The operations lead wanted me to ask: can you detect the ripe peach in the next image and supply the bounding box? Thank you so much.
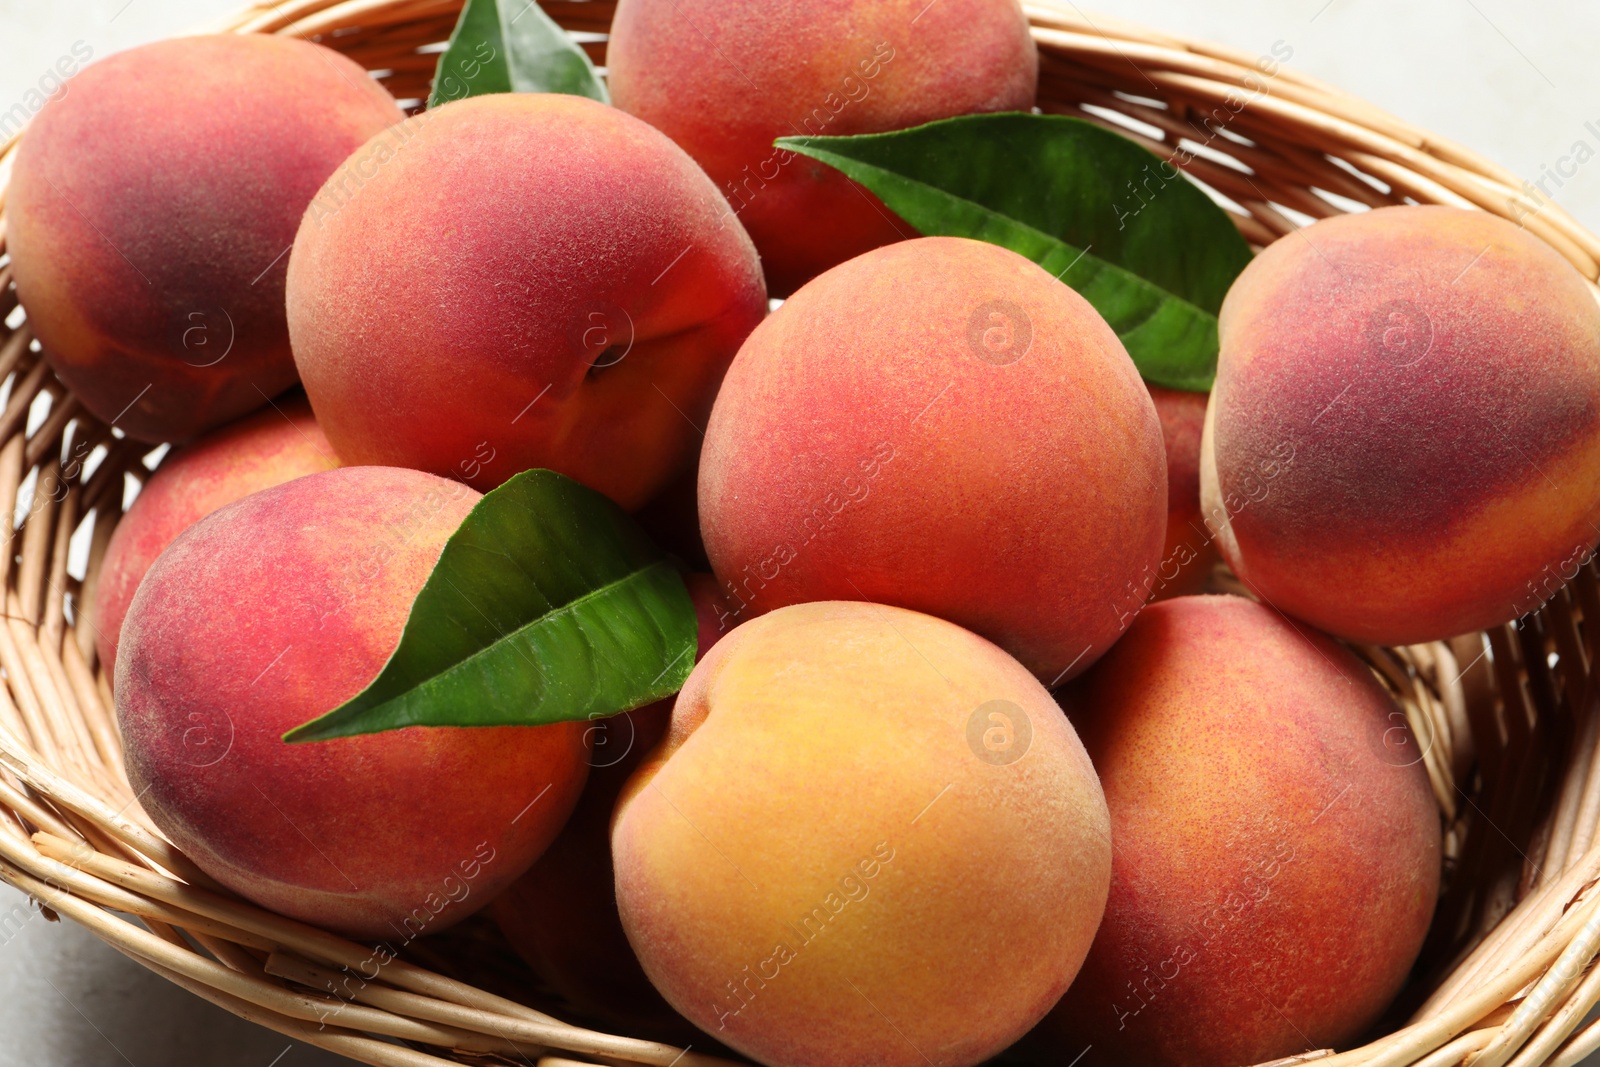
[1203,205,1600,644]
[6,34,404,442]
[1149,386,1219,599]
[115,467,589,939]
[286,93,767,509]
[699,236,1166,683]
[93,396,338,687]
[1035,595,1440,1067]
[488,574,731,1037]
[607,0,1038,295]
[612,600,1111,1067]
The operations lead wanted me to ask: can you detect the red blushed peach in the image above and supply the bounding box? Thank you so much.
[489,702,683,1035]
[1149,385,1219,599]
[699,236,1166,683]
[1032,595,1440,1067]
[286,92,766,510]
[613,600,1110,1067]
[1203,205,1600,644]
[115,467,589,940]
[6,35,404,442]
[607,0,1038,295]
[487,574,732,1037]
[93,395,338,687]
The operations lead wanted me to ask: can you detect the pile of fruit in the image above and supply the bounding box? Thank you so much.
[8,1,1600,1066]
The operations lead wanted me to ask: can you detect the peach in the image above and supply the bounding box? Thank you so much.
[92,395,338,687]
[1203,205,1600,644]
[607,0,1038,295]
[635,462,711,571]
[115,466,589,939]
[488,574,731,1037]
[699,236,1166,683]
[286,93,767,509]
[1149,386,1219,599]
[612,600,1111,1067]
[6,35,404,442]
[1034,595,1440,1067]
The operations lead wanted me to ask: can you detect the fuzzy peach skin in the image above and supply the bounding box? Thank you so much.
[612,600,1111,1067]
[488,574,732,1039]
[115,467,589,940]
[286,93,767,509]
[93,396,338,688]
[699,236,1166,683]
[1201,205,1600,644]
[1032,595,1440,1067]
[607,0,1038,296]
[6,35,403,443]
[1149,386,1219,600]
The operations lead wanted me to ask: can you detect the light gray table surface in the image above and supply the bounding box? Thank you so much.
[0,0,1593,1064]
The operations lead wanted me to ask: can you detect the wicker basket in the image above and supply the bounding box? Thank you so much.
[0,1,1595,1064]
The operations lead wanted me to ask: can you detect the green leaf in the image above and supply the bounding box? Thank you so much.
[778,113,1254,391]
[285,470,695,743]
[429,0,609,109]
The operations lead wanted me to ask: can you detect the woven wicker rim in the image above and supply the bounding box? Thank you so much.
[0,2,1595,1065]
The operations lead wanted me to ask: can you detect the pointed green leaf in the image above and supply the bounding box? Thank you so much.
[285,470,694,743]
[778,113,1254,391]
[429,0,609,109]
